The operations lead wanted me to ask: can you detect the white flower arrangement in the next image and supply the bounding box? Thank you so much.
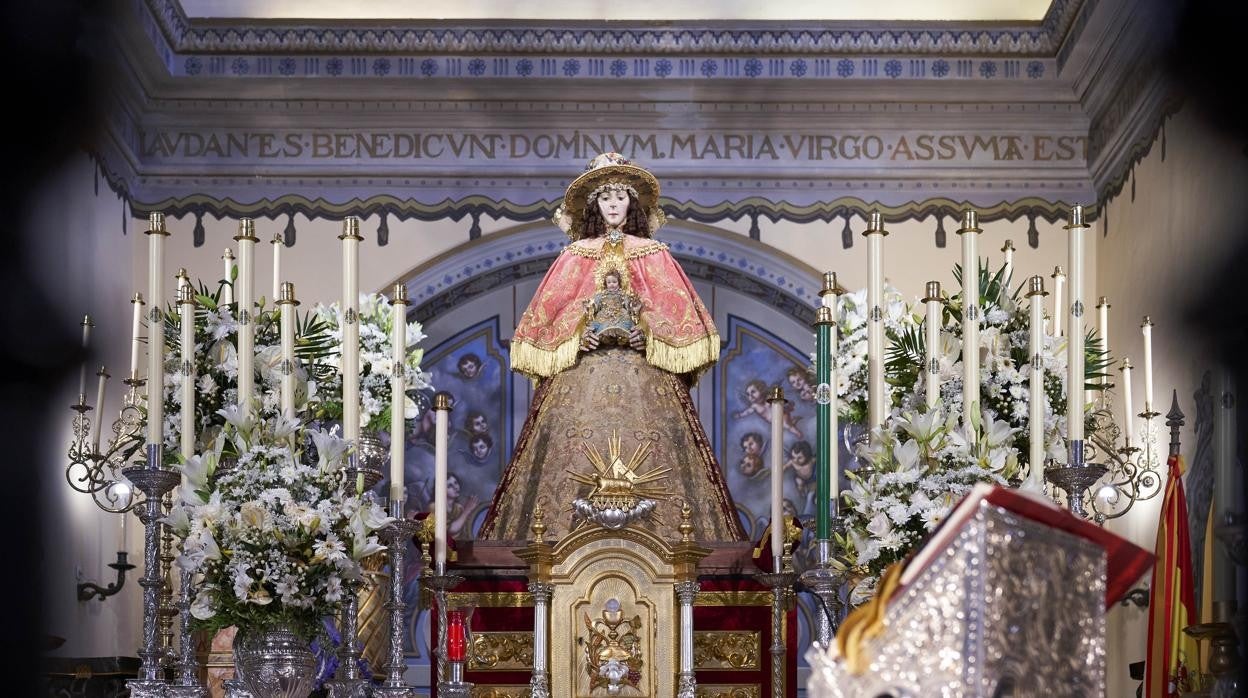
[835,404,1021,598]
[830,286,918,425]
[827,264,1109,598]
[309,293,432,433]
[166,406,393,640]
[161,282,338,459]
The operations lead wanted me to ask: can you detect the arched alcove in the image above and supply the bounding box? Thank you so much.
[392,220,839,665]
[394,219,832,539]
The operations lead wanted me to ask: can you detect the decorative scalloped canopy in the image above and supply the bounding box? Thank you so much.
[178,0,1055,21]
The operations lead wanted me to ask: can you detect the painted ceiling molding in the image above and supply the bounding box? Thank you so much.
[144,0,1083,56]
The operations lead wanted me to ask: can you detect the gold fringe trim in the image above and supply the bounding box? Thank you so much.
[645,332,720,377]
[512,329,718,380]
[510,336,581,379]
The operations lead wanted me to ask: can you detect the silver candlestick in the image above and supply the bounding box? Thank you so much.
[800,515,846,648]
[65,372,146,514]
[373,511,421,697]
[326,458,384,698]
[166,567,208,697]
[754,546,796,698]
[123,445,181,698]
[1045,439,1109,520]
[440,659,472,698]
[159,492,178,669]
[323,578,369,698]
[422,567,465,691]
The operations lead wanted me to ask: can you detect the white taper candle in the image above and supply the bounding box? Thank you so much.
[92,367,109,454]
[1121,358,1135,448]
[271,234,283,302]
[433,392,451,569]
[923,282,942,410]
[1027,276,1047,488]
[1051,266,1065,337]
[958,210,982,428]
[221,248,235,306]
[178,284,196,468]
[1097,297,1110,387]
[864,212,888,439]
[389,284,409,507]
[340,218,362,444]
[1142,317,1154,412]
[79,315,92,399]
[1001,239,1015,281]
[1066,205,1088,446]
[235,220,257,415]
[129,293,144,377]
[277,282,298,419]
[768,387,785,561]
[146,213,168,447]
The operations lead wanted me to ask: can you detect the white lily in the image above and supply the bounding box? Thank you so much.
[347,514,387,561]
[190,588,216,619]
[309,428,350,472]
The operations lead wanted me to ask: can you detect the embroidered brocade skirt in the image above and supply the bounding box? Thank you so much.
[479,347,744,542]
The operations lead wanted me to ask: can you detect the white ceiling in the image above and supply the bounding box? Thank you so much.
[177,0,1055,22]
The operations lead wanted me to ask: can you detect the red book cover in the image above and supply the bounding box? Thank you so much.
[900,483,1154,608]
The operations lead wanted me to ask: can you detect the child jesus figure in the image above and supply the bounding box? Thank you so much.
[585,269,643,346]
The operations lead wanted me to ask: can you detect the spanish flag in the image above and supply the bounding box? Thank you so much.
[1146,454,1201,697]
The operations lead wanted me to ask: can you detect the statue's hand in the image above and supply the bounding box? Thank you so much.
[580,326,600,352]
[628,327,646,351]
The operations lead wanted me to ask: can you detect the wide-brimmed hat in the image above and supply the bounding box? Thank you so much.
[554,152,665,239]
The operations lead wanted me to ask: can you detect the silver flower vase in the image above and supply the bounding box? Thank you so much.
[232,625,317,698]
[355,432,388,476]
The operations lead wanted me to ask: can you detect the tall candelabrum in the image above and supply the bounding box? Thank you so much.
[1044,204,1164,522]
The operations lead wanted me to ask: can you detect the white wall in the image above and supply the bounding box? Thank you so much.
[36,153,145,657]
[1096,106,1248,697]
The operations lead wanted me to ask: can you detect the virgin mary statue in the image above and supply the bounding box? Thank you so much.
[480,153,744,542]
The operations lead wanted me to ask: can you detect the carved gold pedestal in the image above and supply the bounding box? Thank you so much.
[518,523,709,698]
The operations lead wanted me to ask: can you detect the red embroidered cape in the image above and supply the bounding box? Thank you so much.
[510,236,719,380]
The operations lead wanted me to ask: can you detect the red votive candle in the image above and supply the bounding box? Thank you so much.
[447,610,466,662]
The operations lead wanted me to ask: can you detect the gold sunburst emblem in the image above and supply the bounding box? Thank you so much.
[568,431,672,512]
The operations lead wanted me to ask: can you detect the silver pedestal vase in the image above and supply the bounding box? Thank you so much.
[232,624,318,698]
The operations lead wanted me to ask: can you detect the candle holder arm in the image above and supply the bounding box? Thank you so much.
[77,551,136,602]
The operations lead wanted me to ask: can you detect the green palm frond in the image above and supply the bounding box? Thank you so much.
[885,325,926,375]
[952,259,1016,308]
[1084,332,1110,390]
[885,325,926,395]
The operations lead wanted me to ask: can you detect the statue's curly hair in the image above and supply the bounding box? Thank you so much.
[579,192,650,239]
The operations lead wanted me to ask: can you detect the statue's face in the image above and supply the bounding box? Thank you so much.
[597,188,630,228]
[605,274,620,291]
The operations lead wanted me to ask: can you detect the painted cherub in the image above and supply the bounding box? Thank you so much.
[584,268,643,346]
[733,378,803,437]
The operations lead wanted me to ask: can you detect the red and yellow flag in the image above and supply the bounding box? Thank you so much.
[1146,454,1201,697]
